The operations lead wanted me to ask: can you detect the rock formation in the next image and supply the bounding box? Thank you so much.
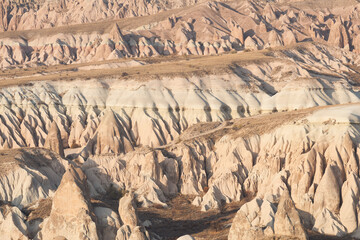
[0,0,359,68]
[116,193,150,240]
[39,164,99,240]
[228,191,308,239]
[274,191,308,239]
[44,121,65,158]
[118,193,138,228]
[0,205,28,240]
[0,0,360,239]
[0,148,65,208]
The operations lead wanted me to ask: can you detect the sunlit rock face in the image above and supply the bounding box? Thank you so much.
[1,0,360,239]
[1,0,360,68]
[0,43,359,155]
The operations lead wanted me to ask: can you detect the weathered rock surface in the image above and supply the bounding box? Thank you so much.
[228,198,275,240]
[0,148,65,208]
[1,1,360,239]
[0,0,360,67]
[274,191,308,239]
[2,98,360,239]
[44,121,65,158]
[118,193,138,228]
[228,191,308,239]
[0,43,358,156]
[116,193,150,240]
[77,103,360,239]
[0,205,28,240]
[94,207,121,240]
[39,164,99,240]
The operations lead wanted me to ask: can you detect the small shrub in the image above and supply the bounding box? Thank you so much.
[210,221,222,232]
[106,184,127,200]
[219,199,226,214]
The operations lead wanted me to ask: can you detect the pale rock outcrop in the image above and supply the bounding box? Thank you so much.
[199,171,243,211]
[313,163,342,215]
[313,208,347,237]
[283,29,297,46]
[339,173,360,233]
[84,109,134,155]
[228,209,263,240]
[328,21,350,49]
[68,118,85,148]
[268,30,283,47]
[44,121,65,158]
[118,193,138,228]
[0,0,359,68]
[228,198,276,240]
[264,3,277,21]
[0,205,28,240]
[229,192,308,239]
[0,148,65,208]
[176,144,207,195]
[274,191,308,240]
[82,149,173,207]
[0,42,357,155]
[228,19,244,44]
[177,235,195,240]
[39,164,99,240]
[116,193,150,240]
[244,36,258,50]
[94,207,121,240]
[354,34,360,53]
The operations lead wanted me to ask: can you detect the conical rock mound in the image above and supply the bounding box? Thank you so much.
[39,164,99,240]
[44,121,65,158]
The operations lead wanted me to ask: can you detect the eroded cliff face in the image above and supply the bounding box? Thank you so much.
[0,148,65,208]
[2,0,360,239]
[0,0,168,32]
[0,43,358,157]
[1,0,360,68]
[80,104,360,239]
[2,97,360,239]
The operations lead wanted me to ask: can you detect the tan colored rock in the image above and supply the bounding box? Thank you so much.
[110,23,127,43]
[283,29,297,46]
[95,109,134,155]
[116,225,131,240]
[228,209,265,240]
[231,25,244,45]
[268,30,283,47]
[40,164,99,240]
[0,205,28,240]
[118,193,138,228]
[264,3,277,21]
[340,173,360,233]
[353,34,360,53]
[313,163,342,214]
[0,148,65,208]
[244,36,258,50]
[128,226,149,240]
[228,197,276,239]
[274,191,308,240]
[328,21,350,49]
[313,208,346,237]
[44,121,65,158]
[94,207,121,240]
[116,192,150,240]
